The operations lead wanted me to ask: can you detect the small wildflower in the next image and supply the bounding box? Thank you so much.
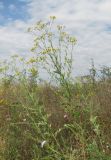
[90,116,97,124]
[6,117,11,121]
[103,149,105,153]
[29,67,38,77]
[15,71,21,76]
[41,140,47,148]
[64,114,69,122]
[19,57,24,62]
[69,37,77,44]
[64,114,68,119]
[48,32,53,38]
[50,16,56,20]
[23,118,26,122]
[57,25,63,30]
[106,145,109,149]
[27,58,37,64]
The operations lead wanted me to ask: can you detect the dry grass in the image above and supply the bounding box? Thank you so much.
[0,76,111,159]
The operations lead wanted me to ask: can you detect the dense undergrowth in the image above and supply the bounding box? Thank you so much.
[0,17,111,160]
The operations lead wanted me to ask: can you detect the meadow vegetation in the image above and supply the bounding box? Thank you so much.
[0,17,111,160]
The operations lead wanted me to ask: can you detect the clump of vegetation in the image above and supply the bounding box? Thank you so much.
[0,16,111,160]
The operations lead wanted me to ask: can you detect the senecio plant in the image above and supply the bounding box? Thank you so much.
[28,16,77,99]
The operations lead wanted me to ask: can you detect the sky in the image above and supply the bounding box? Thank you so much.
[0,0,111,76]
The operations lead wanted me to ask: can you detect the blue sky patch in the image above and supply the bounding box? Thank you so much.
[0,0,29,25]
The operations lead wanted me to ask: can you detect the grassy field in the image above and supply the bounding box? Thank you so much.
[0,17,111,160]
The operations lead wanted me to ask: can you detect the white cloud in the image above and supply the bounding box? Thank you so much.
[99,0,111,14]
[0,21,33,59]
[0,0,111,76]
